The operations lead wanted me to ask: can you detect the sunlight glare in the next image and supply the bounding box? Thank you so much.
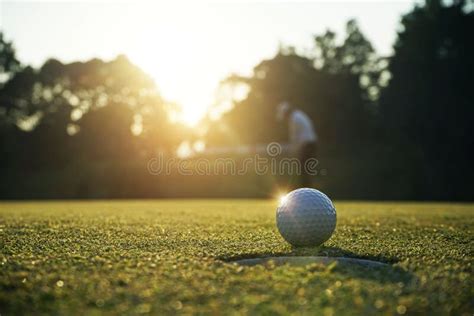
[127,9,218,127]
[279,193,288,205]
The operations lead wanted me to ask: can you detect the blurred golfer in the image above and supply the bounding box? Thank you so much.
[276,101,318,187]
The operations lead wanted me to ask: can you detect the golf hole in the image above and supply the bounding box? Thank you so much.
[233,256,389,268]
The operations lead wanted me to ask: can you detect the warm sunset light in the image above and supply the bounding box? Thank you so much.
[279,193,288,205]
[1,0,472,314]
[276,190,289,205]
[2,1,413,126]
[128,25,216,126]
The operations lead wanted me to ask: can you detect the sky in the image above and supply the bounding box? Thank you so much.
[0,0,417,125]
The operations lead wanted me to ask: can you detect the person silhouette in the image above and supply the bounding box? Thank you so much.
[276,101,318,188]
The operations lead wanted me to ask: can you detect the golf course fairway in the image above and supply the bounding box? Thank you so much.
[1,200,472,315]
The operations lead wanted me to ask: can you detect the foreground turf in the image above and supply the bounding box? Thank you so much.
[0,200,472,315]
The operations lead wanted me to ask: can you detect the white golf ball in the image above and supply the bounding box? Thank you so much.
[276,188,336,247]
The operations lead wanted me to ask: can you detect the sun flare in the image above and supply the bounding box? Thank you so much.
[180,105,206,126]
[279,193,288,205]
[127,15,219,127]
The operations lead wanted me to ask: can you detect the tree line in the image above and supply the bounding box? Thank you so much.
[0,0,472,199]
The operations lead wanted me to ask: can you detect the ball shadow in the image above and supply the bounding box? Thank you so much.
[223,246,413,285]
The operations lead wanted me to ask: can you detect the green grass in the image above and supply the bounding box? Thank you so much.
[0,200,473,315]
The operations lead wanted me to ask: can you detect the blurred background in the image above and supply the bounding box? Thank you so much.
[0,0,472,200]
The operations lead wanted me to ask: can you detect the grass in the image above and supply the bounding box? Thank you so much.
[0,200,473,315]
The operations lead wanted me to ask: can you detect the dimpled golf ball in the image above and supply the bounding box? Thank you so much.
[276,188,336,247]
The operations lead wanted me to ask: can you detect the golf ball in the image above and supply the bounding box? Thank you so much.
[276,188,336,247]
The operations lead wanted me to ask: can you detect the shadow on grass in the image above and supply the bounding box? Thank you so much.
[296,246,400,264]
[221,246,413,285]
[222,245,399,264]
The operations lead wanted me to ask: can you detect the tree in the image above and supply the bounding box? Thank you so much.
[0,32,21,84]
[205,20,376,150]
[0,32,23,174]
[379,0,474,199]
[315,19,387,103]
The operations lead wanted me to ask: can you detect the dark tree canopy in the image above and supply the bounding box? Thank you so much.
[379,0,474,199]
[0,32,21,80]
[205,20,376,150]
[0,54,187,176]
